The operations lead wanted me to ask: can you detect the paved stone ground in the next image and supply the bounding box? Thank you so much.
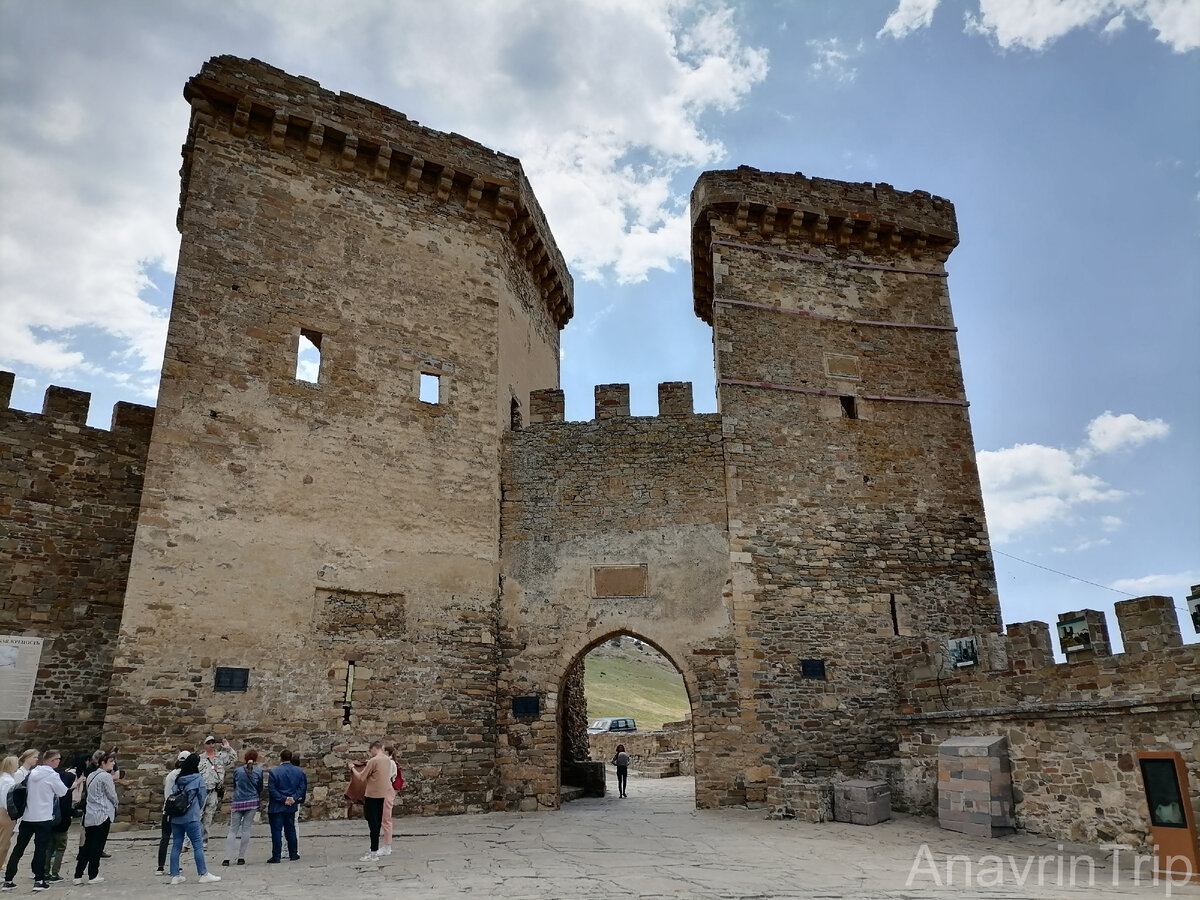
[14,772,1199,898]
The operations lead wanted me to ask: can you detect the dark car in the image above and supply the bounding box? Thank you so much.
[587,717,636,735]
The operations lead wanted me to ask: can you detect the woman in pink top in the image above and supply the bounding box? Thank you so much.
[348,742,390,861]
[379,746,400,856]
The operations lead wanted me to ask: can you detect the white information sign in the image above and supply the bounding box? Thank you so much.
[0,636,44,720]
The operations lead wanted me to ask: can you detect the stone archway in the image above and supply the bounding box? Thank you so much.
[555,628,698,803]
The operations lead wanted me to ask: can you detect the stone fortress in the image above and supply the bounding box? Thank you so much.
[2,56,1196,850]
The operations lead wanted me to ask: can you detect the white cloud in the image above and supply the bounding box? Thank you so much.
[0,1,769,389]
[1111,570,1200,596]
[879,0,1200,51]
[807,38,863,83]
[1084,410,1170,455]
[878,0,941,39]
[977,410,1169,544]
[978,443,1124,543]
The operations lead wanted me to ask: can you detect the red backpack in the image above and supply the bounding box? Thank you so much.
[391,766,404,791]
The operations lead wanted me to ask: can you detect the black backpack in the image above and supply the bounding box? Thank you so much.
[6,782,27,820]
[164,786,190,818]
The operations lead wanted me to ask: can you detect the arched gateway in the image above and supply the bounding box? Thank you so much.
[4,57,1002,826]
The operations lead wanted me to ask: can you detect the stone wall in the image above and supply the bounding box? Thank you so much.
[0,373,153,754]
[894,596,1200,847]
[101,56,569,822]
[693,168,1002,820]
[499,384,762,810]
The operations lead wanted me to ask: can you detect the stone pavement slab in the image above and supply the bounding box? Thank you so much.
[19,774,1199,898]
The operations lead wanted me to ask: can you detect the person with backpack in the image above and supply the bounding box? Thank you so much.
[2,749,67,892]
[71,752,118,885]
[265,749,306,864]
[0,755,23,871]
[44,754,83,883]
[167,753,220,885]
[221,749,263,867]
[380,745,403,857]
[156,751,188,876]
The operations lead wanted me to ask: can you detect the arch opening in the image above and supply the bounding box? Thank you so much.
[558,629,695,805]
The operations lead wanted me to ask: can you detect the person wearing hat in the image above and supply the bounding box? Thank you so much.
[155,751,190,875]
[197,736,236,846]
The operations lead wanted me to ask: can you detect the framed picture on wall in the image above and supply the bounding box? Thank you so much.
[1057,617,1092,654]
[948,636,978,668]
[1187,592,1200,635]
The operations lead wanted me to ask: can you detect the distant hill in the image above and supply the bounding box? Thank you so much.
[583,640,690,731]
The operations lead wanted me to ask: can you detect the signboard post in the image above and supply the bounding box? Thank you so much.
[1137,750,1200,883]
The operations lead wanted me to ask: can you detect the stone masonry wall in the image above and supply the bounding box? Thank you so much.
[499,386,764,810]
[103,57,567,821]
[694,168,1002,821]
[0,372,153,755]
[894,596,1200,848]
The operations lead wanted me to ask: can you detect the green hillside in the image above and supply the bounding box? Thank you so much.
[583,647,690,731]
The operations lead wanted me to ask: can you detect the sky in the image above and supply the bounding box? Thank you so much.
[2,0,1197,650]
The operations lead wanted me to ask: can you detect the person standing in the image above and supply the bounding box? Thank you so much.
[2,749,67,892]
[71,752,118,885]
[168,753,220,885]
[197,736,236,846]
[44,754,82,883]
[350,742,390,862]
[222,749,263,866]
[0,756,23,873]
[156,751,188,876]
[612,744,631,798]
[379,745,401,857]
[266,750,306,864]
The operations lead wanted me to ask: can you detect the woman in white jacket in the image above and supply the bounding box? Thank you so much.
[0,756,19,869]
[72,753,118,885]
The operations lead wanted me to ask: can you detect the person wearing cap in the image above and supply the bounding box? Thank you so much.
[197,736,236,846]
[155,751,189,876]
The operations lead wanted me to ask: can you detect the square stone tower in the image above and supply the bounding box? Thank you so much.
[104,56,571,817]
[692,169,1001,818]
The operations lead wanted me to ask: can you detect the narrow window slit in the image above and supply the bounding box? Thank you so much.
[297,329,322,383]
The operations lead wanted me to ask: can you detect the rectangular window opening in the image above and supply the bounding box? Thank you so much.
[840,395,858,419]
[297,329,322,383]
[420,372,441,404]
[510,396,523,429]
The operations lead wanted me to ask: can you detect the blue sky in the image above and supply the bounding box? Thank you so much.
[2,0,1197,647]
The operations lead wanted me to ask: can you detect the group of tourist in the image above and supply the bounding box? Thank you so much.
[0,747,120,891]
[0,735,404,889]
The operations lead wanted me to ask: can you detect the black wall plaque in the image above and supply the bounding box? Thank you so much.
[512,695,540,718]
[214,666,250,692]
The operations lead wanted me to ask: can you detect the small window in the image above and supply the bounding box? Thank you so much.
[420,373,441,404]
[839,395,858,419]
[297,329,322,383]
[800,659,827,680]
[214,666,250,692]
[510,396,522,429]
[512,695,540,718]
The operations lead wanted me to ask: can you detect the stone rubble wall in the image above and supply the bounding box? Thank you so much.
[0,373,153,755]
[894,595,1200,847]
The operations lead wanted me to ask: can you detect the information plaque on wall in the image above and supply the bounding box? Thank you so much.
[0,635,44,720]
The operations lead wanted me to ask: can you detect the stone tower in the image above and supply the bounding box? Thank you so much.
[691,169,1000,817]
[103,56,571,817]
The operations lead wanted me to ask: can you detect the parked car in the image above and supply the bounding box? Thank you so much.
[588,717,636,734]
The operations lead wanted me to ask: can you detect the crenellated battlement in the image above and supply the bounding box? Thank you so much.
[894,595,1198,715]
[182,56,572,328]
[1,371,155,440]
[690,167,959,324]
[525,381,697,425]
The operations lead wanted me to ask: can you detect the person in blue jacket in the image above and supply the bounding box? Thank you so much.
[266,749,307,864]
[168,754,220,885]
